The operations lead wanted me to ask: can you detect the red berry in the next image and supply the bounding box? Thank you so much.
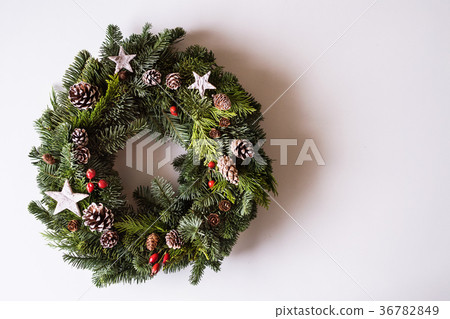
[86,182,95,193]
[86,168,96,180]
[151,263,160,275]
[149,253,159,264]
[170,106,178,116]
[208,161,216,169]
[208,180,215,188]
[163,252,170,264]
[98,179,108,189]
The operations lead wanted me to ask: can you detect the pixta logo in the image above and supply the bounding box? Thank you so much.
[126,131,325,175]
[125,129,172,175]
[271,138,325,166]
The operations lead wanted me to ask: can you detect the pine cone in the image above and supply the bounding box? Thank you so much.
[146,233,160,251]
[207,213,220,227]
[218,199,232,212]
[71,128,88,147]
[219,117,231,128]
[213,93,231,111]
[82,203,114,232]
[166,73,181,90]
[73,146,90,164]
[67,220,79,232]
[209,128,221,139]
[68,81,99,110]
[42,153,56,165]
[118,70,128,81]
[230,139,254,160]
[142,69,162,86]
[165,229,183,249]
[100,230,119,249]
[217,155,239,185]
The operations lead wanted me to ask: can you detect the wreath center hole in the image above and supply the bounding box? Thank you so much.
[114,135,185,207]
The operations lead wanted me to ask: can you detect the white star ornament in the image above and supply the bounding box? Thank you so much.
[45,180,89,217]
[108,46,136,74]
[188,71,216,98]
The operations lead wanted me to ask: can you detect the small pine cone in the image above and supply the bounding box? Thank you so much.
[213,93,231,111]
[71,128,88,147]
[118,70,128,81]
[142,69,162,86]
[219,117,231,128]
[73,146,90,164]
[207,213,220,227]
[146,233,160,251]
[42,153,56,165]
[218,199,232,212]
[230,139,254,160]
[68,81,99,110]
[209,128,221,139]
[166,72,181,90]
[82,203,114,232]
[165,229,183,249]
[67,220,79,232]
[217,155,239,185]
[100,230,119,249]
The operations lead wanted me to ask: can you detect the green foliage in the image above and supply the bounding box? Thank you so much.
[150,176,176,209]
[95,118,147,155]
[62,50,92,90]
[178,213,203,242]
[29,23,276,287]
[99,25,123,61]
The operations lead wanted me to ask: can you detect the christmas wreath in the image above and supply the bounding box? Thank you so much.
[29,23,276,286]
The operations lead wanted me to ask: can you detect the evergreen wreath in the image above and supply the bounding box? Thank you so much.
[29,23,277,286]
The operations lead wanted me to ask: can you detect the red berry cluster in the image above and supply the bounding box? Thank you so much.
[85,168,108,193]
[148,252,170,276]
[207,161,216,189]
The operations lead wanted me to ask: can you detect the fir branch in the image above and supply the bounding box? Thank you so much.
[99,24,123,60]
[178,213,203,242]
[62,50,92,90]
[150,176,176,210]
[189,256,207,285]
[95,118,147,154]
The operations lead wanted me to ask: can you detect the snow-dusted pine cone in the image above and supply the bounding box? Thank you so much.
[230,139,254,160]
[142,69,162,86]
[68,81,99,110]
[165,72,181,90]
[82,203,114,232]
[71,128,88,147]
[146,233,160,251]
[213,93,231,111]
[217,155,239,185]
[100,230,119,249]
[165,229,183,249]
[73,146,90,164]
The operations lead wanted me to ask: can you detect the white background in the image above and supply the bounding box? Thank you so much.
[0,0,449,300]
